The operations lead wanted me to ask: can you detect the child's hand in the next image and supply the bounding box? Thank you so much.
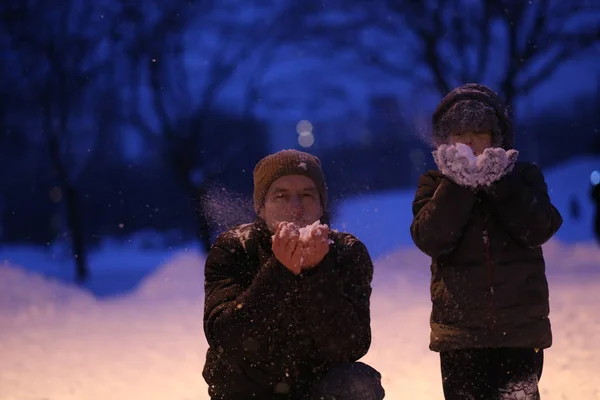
[505,149,519,173]
[433,144,479,188]
[475,148,519,187]
[433,144,519,189]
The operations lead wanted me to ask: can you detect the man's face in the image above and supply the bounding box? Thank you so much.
[258,174,323,232]
[449,131,493,156]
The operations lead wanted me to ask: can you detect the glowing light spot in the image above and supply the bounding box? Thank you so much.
[591,170,600,185]
[296,120,312,134]
[298,133,314,148]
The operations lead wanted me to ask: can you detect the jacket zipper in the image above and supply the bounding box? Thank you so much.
[482,228,496,334]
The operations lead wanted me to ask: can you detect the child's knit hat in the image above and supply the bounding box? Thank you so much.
[432,83,514,150]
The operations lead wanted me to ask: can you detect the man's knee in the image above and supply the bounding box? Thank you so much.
[311,362,385,400]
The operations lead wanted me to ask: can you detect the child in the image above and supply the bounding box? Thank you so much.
[410,83,563,399]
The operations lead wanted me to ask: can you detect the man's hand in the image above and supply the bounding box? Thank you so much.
[299,224,330,270]
[272,222,303,275]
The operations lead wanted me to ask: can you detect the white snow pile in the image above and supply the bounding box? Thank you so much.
[134,249,205,301]
[0,260,96,314]
[2,155,599,399]
[1,241,600,399]
[542,240,600,273]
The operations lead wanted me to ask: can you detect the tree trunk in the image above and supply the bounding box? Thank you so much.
[169,155,214,253]
[46,131,88,282]
[63,182,88,282]
[44,98,89,284]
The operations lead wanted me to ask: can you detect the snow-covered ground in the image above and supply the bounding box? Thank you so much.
[1,156,599,399]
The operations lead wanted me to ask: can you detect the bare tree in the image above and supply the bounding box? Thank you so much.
[1,0,117,281]
[305,0,599,159]
[115,0,332,250]
[310,1,599,103]
[378,0,600,104]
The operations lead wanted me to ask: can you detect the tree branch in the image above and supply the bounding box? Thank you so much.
[474,0,494,83]
[518,40,598,95]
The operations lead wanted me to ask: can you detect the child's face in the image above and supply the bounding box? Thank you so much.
[449,131,493,156]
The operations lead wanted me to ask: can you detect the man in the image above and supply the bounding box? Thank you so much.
[202,149,385,400]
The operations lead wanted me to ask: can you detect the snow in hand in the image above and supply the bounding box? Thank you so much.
[435,143,519,188]
[456,142,478,165]
[275,221,300,239]
[274,220,328,243]
[298,220,328,242]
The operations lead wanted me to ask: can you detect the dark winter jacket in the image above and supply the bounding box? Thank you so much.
[202,217,374,400]
[410,161,563,352]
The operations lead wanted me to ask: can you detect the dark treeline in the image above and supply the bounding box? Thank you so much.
[2,92,599,249]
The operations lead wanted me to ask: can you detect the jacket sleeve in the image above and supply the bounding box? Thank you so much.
[485,163,563,248]
[203,232,299,357]
[296,235,373,363]
[410,172,478,258]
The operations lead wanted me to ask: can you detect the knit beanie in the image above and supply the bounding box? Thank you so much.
[432,83,514,150]
[253,149,328,212]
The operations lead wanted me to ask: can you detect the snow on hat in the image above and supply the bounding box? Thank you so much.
[432,83,514,150]
[253,149,327,212]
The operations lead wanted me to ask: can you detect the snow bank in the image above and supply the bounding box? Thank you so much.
[1,155,599,399]
[1,239,599,399]
[0,261,96,326]
[134,249,205,301]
